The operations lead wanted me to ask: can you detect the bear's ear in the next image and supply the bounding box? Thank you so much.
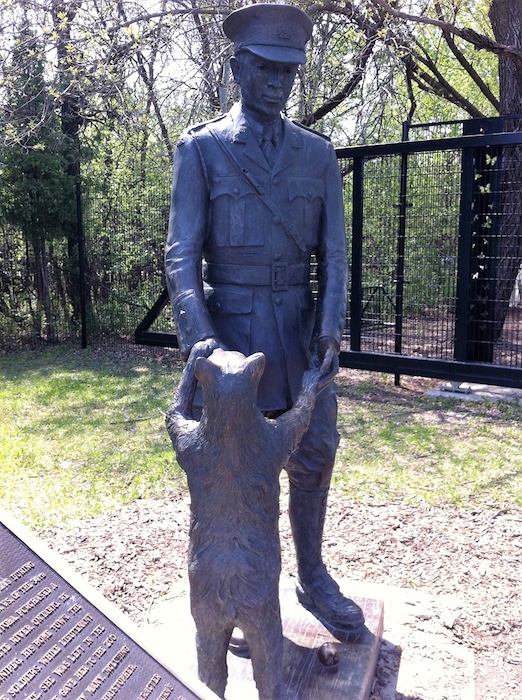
[245,352,266,384]
[194,356,218,389]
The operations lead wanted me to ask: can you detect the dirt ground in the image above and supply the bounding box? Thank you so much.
[41,370,522,700]
[43,496,521,699]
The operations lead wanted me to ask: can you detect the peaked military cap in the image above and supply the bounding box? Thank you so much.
[223,3,313,65]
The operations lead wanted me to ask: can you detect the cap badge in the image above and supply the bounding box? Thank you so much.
[276,24,292,41]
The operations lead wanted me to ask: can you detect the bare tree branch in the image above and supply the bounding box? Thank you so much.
[407,43,486,118]
[369,0,522,71]
[115,0,174,160]
[189,0,221,112]
[301,29,379,126]
[434,1,500,111]
[409,62,485,119]
[107,6,223,36]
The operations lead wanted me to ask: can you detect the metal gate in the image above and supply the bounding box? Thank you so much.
[335,117,522,387]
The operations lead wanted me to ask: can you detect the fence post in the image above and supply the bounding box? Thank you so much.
[393,120,411,385]
[75,177,88,348]
[350,156,364,352]
[457,118,503,363]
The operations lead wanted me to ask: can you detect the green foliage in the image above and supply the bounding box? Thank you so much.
[0,0,515,348]
[81,176,171,339]
[0,22,76,238]
[0,20,78,342]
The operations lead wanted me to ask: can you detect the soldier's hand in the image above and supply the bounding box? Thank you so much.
[310,336,340,392]
[188,337,227,365]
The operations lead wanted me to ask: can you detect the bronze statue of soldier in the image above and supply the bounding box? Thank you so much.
[165,3,365,643]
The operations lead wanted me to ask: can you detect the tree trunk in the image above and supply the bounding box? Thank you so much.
[52,0,84,325]
[32,233,57,343]
[488,0,522,337]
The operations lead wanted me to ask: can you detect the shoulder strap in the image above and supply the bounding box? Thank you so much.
[291,120,331,141]
[206,123,307,253]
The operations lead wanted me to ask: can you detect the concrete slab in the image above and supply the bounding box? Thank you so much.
[426,381,522,405]
[144,579,383,700]
[144,578,476,700]
[343,579,475,700]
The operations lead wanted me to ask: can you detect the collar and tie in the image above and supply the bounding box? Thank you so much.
[242,113,283,167]
[261,124,279,167]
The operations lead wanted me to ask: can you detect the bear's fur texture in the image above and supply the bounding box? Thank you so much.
[166,347,320,699]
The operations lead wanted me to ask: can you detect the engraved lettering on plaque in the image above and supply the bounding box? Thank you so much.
[1,519,205,700]
[138,672,161,699]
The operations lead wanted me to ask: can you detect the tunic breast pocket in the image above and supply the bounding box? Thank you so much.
[210,177,265,247]
[205,285,253,353]
[288,177,325,244]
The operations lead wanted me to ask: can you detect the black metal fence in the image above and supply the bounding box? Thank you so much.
[338,117,522,387]
[2,117,522,387]
[82,181,173,347]
[0,177,174,353]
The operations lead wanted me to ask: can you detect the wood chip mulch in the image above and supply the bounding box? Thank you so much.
[42,492,522,699]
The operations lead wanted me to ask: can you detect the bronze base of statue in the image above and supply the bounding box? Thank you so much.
[147,579,383,700]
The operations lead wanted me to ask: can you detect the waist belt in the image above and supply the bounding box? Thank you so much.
[206,262,310,291]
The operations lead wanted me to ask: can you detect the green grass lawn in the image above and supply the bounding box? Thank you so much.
[0,346,184,527]
[1,346,521,529]
[334,376,522,506]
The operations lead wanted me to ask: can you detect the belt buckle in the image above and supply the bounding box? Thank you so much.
[272,262,288,291]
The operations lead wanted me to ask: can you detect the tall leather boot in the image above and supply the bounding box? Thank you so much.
[289,484,365,642]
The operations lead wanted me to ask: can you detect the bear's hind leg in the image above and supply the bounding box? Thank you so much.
[195,622,234,699]
[242,614,286,700]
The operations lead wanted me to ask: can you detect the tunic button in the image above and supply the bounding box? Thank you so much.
[272,216,281,225]
[273,253,281,261]
[233,187,239,195]
[186,327,193,335]
[274,297,282,306]
[273,176,280,185]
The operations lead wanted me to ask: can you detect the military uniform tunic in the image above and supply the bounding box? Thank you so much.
[166,103,348,419]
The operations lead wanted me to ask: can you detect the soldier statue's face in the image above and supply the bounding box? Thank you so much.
[231,51,299,123]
